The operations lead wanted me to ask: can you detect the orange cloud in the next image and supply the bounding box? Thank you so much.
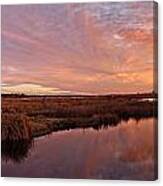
[1,2,155,95]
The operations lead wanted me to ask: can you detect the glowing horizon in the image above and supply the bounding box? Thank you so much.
[1,2,155,95]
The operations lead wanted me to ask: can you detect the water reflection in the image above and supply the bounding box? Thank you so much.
[2,118,157,180]
[1,140,33,163]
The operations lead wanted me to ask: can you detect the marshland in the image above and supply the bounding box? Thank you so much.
[1,92,158,179]
[1,92,157,141]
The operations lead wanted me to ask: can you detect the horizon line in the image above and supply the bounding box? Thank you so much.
[1,91,156,97]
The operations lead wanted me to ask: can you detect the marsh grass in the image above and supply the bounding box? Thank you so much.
[2,93,157,140]
[1,113,32,141]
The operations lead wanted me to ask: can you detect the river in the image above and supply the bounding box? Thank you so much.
[1,118,157,180]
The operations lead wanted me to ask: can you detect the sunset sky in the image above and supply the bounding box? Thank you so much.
[1,2,155,95]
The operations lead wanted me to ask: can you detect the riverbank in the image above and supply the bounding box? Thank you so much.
[2,93,157,140]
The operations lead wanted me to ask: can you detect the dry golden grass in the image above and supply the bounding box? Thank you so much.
[1,93,157,140]
[1,113,32,141]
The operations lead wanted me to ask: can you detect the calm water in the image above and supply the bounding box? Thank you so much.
[2,118,157,180]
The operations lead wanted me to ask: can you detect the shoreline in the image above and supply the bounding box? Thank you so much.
[2,93,158,141]
[32,116,156,139]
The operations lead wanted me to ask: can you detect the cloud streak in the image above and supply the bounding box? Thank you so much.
[1,2,155,94]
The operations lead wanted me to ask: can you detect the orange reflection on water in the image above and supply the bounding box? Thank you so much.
[2,118,157,180]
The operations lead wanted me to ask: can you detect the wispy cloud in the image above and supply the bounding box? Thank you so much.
[1,83,72,95]
[1,2,155,94]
